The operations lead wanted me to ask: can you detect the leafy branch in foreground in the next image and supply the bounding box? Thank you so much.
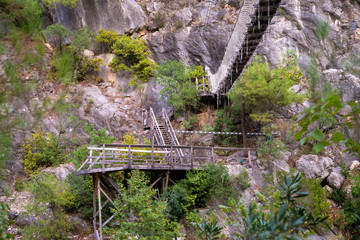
[221,174,328,239]
[295,91,360,155]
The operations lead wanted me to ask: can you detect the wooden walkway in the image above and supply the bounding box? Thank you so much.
[76,144,256,175]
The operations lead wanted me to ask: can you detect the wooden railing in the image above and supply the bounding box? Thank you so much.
[76,144,257,175]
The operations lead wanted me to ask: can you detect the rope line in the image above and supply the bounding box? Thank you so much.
[173,130,276,136]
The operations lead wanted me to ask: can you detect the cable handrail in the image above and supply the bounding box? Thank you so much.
[149,107,166,146]
[162,108,184,158]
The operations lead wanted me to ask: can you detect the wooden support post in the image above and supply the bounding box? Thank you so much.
[128,145,132,169]
[151,144,154,169]
[162,175,166,194]
[170,145,173,169]
[93,175,97,239]
[102,144,105,173]
[190,146,194,169]
[165,171,169,190]
[211,147,215,164]
[97,176,103,240]
[196,77,199,91]
[248,149,251,165]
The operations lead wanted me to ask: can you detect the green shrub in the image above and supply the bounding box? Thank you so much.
[40,0,80,8]
[63,173,93,220]
[0,203,14,239]
[212,109,236,147]
[152,12,166,29]
[299,178,331,226]
[83,123,117,145]
[231,168,250,192]
[50,49,76,84]
[14,178,26,192]
[182,114,198,130]
[104,170,180,239]
[155,60,203,117]
[315,20,330,41]
[165,164,233,220]
[24,173,73,240]
[257,137,286,168]
[22,130,66,175]
[330,187,347,206]
[96,29,156,86]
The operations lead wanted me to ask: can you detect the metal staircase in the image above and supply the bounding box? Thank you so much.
[147,107,184,161]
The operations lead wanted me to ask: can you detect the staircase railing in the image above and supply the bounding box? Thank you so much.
[162,108,184,159]
[149,107,166,146]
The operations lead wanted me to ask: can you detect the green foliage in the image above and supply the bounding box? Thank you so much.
[96,29,156,86]
[231,168,251,192]
[96,29,119,47]
[0,0,43,36]
[44,24,73,53]
[329,174,360,237]
[299,178,331,222]
[295,91,360,155]
[343,53,360,77]
[14,178,26,192]
[24,173,73,240]
[40,0,80,8]
[165,164,233,220]
[257,138,286,168]
[222,174,328,239]
[315,20,330,41]
[305,57,334,100]
[191,214,223,240]
[83,123,117,145]
[63,173,93,220]
[105,170,179,239]
[76,57,104,81]
[22,130,66,175]
[155,60,202,116]
[0,203,14,239]
[0,132,12,168]
[152,12,166,29]
[70,27,94,54]
[212,109,236,147]
[50,48,76,84]
[230,53,305,125]
[182,114,198,130]
[330,188,347,206]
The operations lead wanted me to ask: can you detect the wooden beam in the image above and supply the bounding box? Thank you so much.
[97,176,103,240]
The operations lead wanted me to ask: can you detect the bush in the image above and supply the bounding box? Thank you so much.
[155,60,203,117]
[104,170,180,239]
[212,109,236,147]
[299,177,331,228]
[182,114,198,130]
[96,29,156,86]
[22,130,66,175]
[315,19,330,41]
[63,173,93,220]
[165,164,233,220]
[50,49,76,84]
[231,168,250,192]
[83,123,117,145]
[23,173,74,240]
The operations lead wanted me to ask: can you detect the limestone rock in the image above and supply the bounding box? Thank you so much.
[49,0,147,34]
[295,155,334,180]
[327,167,345,189]
[42,163,76,181]
[275,151,291,172]
[350,160,360,171]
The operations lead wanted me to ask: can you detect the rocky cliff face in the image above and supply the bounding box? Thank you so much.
[49,0,147,34]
